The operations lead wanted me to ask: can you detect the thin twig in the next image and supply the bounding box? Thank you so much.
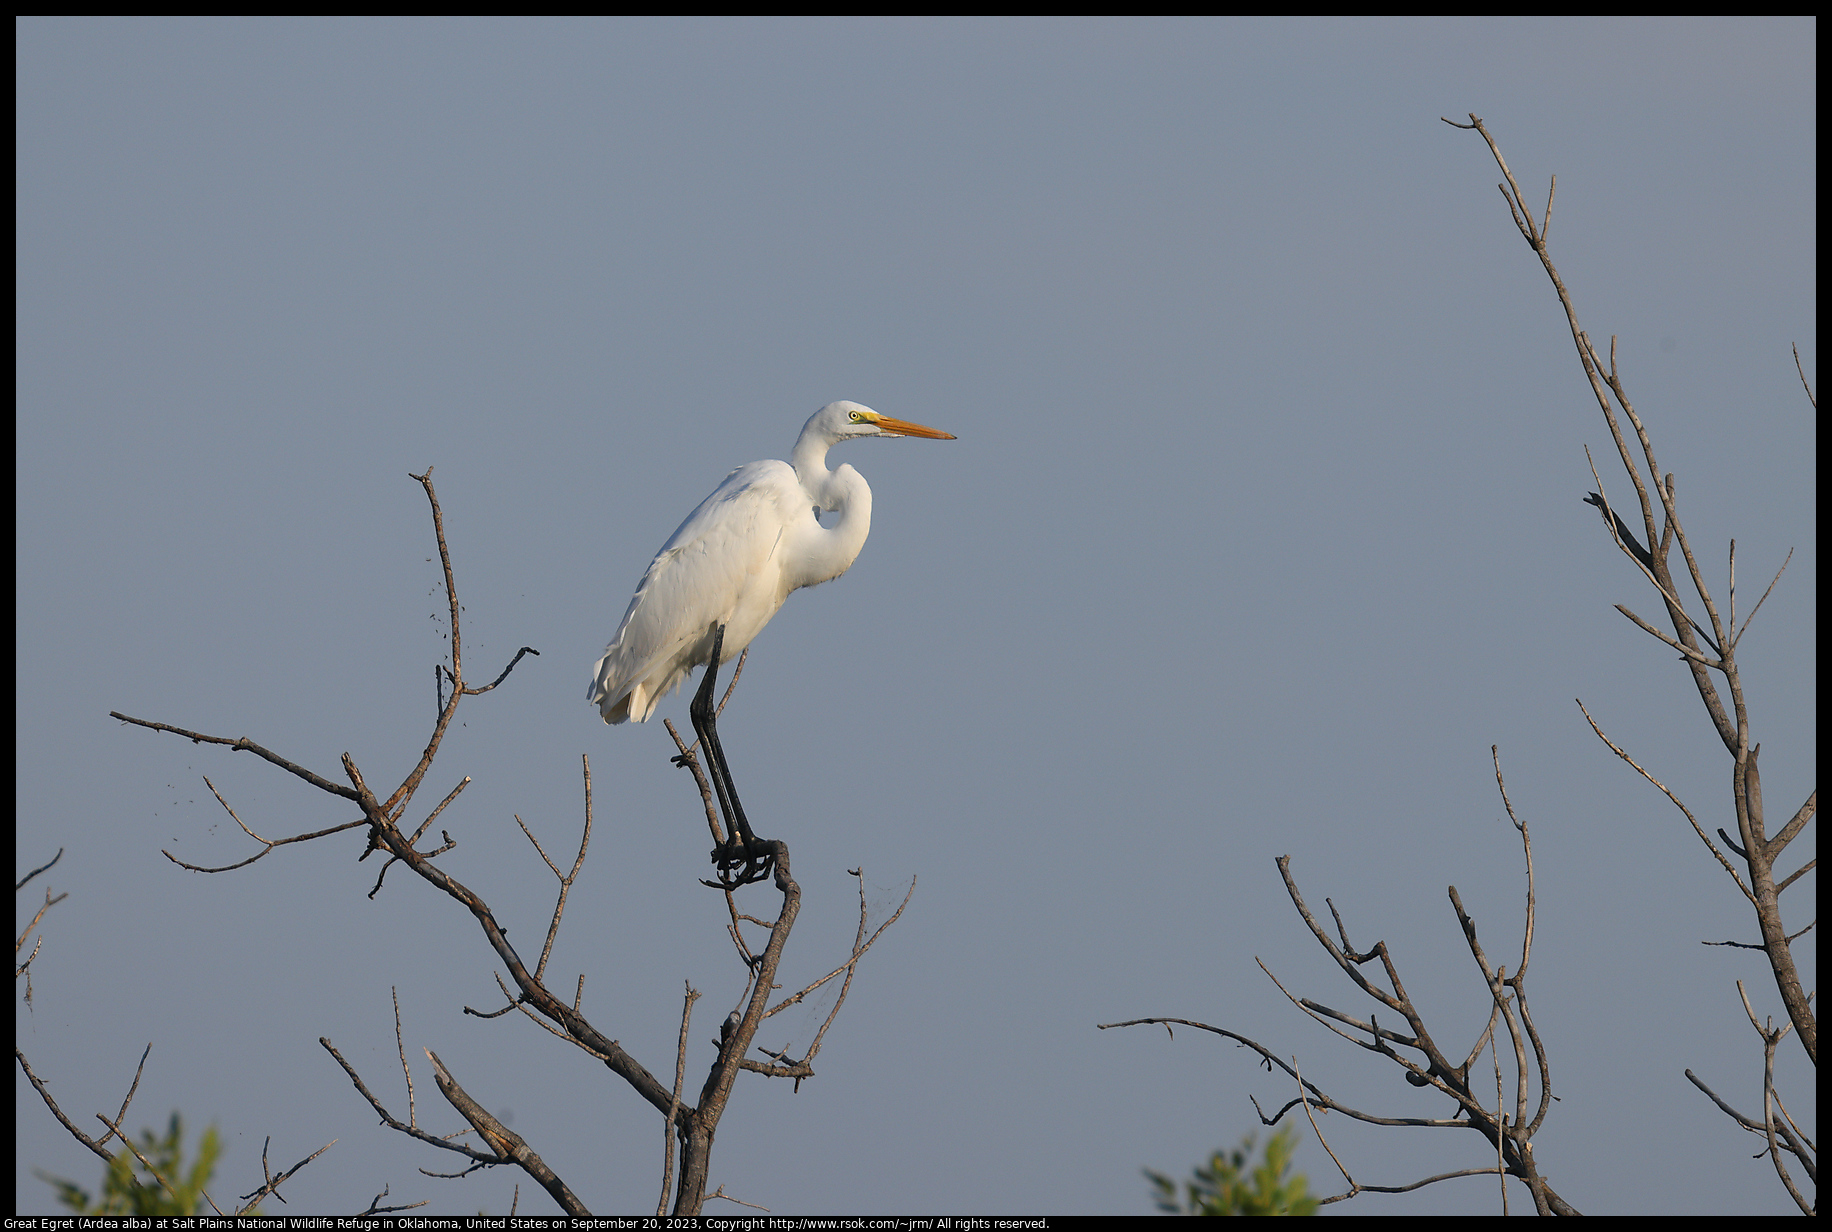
[16,848,64,891]
[664,719,727,848]
[235,1138,336,1212]
[319,1038,499,1164]
[111,713,360,802]
[1292,1055,1354,1197]
[1576,700,1753,901]
[1732,548,1794,650]
[459,646,541,696]
[662,983,700,1216]
[1493,1035,1507,1215]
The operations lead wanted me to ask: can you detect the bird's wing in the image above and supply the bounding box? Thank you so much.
[590,461,801,719]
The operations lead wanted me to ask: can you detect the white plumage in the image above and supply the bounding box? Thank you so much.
[590,401,954,724]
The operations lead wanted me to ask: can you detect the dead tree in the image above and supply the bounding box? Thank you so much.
[84,469,905,1216]
[1444,114,1814,1213]
[1106,117,1814,1215]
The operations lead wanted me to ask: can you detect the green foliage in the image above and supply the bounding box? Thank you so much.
[36,1112,243,1216]
[1147,1124,1319,1216]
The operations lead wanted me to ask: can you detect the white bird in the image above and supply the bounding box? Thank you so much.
[589,401,955,726]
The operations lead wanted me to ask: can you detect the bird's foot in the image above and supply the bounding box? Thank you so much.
[705,835,776,889]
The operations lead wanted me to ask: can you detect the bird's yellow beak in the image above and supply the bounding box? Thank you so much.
[873,416,956,440]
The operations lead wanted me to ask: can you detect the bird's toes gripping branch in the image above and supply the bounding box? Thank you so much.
[706,837,776,890]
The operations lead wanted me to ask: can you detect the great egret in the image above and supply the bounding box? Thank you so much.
[588,400,955,882]
[588,400,955,726]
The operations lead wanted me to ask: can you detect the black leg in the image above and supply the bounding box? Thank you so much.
[687,624,771,886]
[688,625,744,841]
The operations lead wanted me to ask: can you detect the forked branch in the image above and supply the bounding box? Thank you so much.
[1103,751,1571,1214]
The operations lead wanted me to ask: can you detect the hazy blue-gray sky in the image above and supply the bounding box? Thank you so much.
[17,16,1814,1216]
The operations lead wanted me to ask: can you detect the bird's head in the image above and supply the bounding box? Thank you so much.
[809,401,957,445]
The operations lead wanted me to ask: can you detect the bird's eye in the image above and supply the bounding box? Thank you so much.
[850,411,864,423]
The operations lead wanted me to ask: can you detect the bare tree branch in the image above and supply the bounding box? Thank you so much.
[17,1045,140,1162]
[109,714,361,803]
[16,850,67,1003]
[1103,761,1573,1215]
[17,848,65,892]
[662,982,700,1217]
[425,1048,587,1215]
[236,1137,338,1212]
[93,470,911,1215]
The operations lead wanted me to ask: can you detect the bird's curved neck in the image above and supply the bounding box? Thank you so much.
[789,443,873,590]
[791,429,836,488]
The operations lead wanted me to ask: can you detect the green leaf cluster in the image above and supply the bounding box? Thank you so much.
[1147,1124,1319,1216]
[37,1112,243,1216]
